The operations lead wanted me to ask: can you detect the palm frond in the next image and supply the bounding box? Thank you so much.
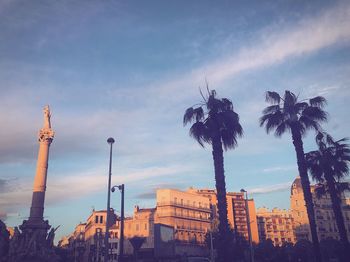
[183,107,194,126]
[262,105,280,115]
[314,184,327,198]
[221,129,238,150]
[265,91,281,104]
[189,122,210,147]
[260,111,284,134]
[301,107,328,122]
[193,107,205,122]
[283,91,297,112]
[295,102,308,112]
[274,122,289,137]
[299,116,321,134]
[309,96,327,108]
[221,98,233,111]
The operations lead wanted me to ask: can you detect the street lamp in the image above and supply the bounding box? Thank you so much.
[111,184,125,262]
[241,189,254,262]
[105,137,115,262]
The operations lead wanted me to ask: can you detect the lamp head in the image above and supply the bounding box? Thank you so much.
[107,137,115,144]
[111,186,115,193]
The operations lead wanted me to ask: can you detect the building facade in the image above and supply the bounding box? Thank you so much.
[191,188,259,243]
[156,188,212,246]
[256,207,296,246]
[290,177,350,242]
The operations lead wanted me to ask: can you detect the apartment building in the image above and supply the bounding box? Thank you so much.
[156,188,212,245]
[191,188,259,243]
[256,207,296,246]
[290,177,350,241]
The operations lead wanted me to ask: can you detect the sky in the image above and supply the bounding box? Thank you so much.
[0,0,349,242]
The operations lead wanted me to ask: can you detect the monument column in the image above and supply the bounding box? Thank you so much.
[29,105,54,222]
[10,106,58,262]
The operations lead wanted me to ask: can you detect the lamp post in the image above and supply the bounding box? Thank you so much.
[105,137,115,262]
[241,189,254,262]
[111,184,125,262]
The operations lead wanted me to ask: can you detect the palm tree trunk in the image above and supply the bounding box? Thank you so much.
[291,127,322,262]
[212,135,231,262]
[324,172,350,261]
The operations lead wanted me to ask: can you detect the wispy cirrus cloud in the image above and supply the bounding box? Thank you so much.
[249,181,291,195]
[151,1,350,98]
[262,165,296,173]
[0,164,193,218]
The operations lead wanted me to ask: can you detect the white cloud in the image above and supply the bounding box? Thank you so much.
[249,181,291,194]
[262,165,296,173]
[151,2,350,98]
[0,164,193,217]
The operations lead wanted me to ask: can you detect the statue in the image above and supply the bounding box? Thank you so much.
[43,105,51,129]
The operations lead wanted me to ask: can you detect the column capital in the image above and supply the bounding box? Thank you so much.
[38,128,54,143]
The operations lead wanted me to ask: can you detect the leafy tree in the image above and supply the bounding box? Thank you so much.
[260,90,327,261]
[319,238,343,262]
[205,228,247,261]
[0,220,10,262]
[184,89,243,262]
[306,132,350,261]
[293,240,314,262]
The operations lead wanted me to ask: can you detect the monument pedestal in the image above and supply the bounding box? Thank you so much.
[9,220,58,262]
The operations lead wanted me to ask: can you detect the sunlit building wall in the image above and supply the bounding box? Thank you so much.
[290,177,350,242]
[156,188,211,245]
[257,207,296,246]
[191,188,259,243]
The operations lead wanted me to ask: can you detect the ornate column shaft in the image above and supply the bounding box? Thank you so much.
[29,105,54,222]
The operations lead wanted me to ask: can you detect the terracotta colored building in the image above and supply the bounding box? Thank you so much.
[191,188,259,243]
[256,207,296,246]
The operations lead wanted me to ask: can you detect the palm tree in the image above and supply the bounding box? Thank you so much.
[260,90,327,261]
[184,89,243,262]
[306,132,350,261]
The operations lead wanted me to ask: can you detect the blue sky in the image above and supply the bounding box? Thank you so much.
[1,0,350,241]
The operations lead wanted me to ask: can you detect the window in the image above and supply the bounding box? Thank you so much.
[136,224,139,231]
[145,223,147,230]
[95,216,99,223]
[174,197,177,204]
[100,216,103,224]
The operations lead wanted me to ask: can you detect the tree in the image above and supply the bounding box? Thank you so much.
[184,88,243,262]
[306,132,350,261]
[260,90,327,261]
[0,220,10,262]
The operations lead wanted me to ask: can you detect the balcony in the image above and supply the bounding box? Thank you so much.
[157,211,211,222]
[157,201,211,212]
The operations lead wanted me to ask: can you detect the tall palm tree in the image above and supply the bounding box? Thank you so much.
[184,89,243,262]
[306,132,350,261]
[260,90,327,261]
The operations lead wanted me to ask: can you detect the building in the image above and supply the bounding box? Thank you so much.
[75,209,118,262]
[123,206,156,257]
[256,207,296,246]
[156,188,212,246]
[191,188,259,243]
[290,177,350,241]
[65,187,260,261]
